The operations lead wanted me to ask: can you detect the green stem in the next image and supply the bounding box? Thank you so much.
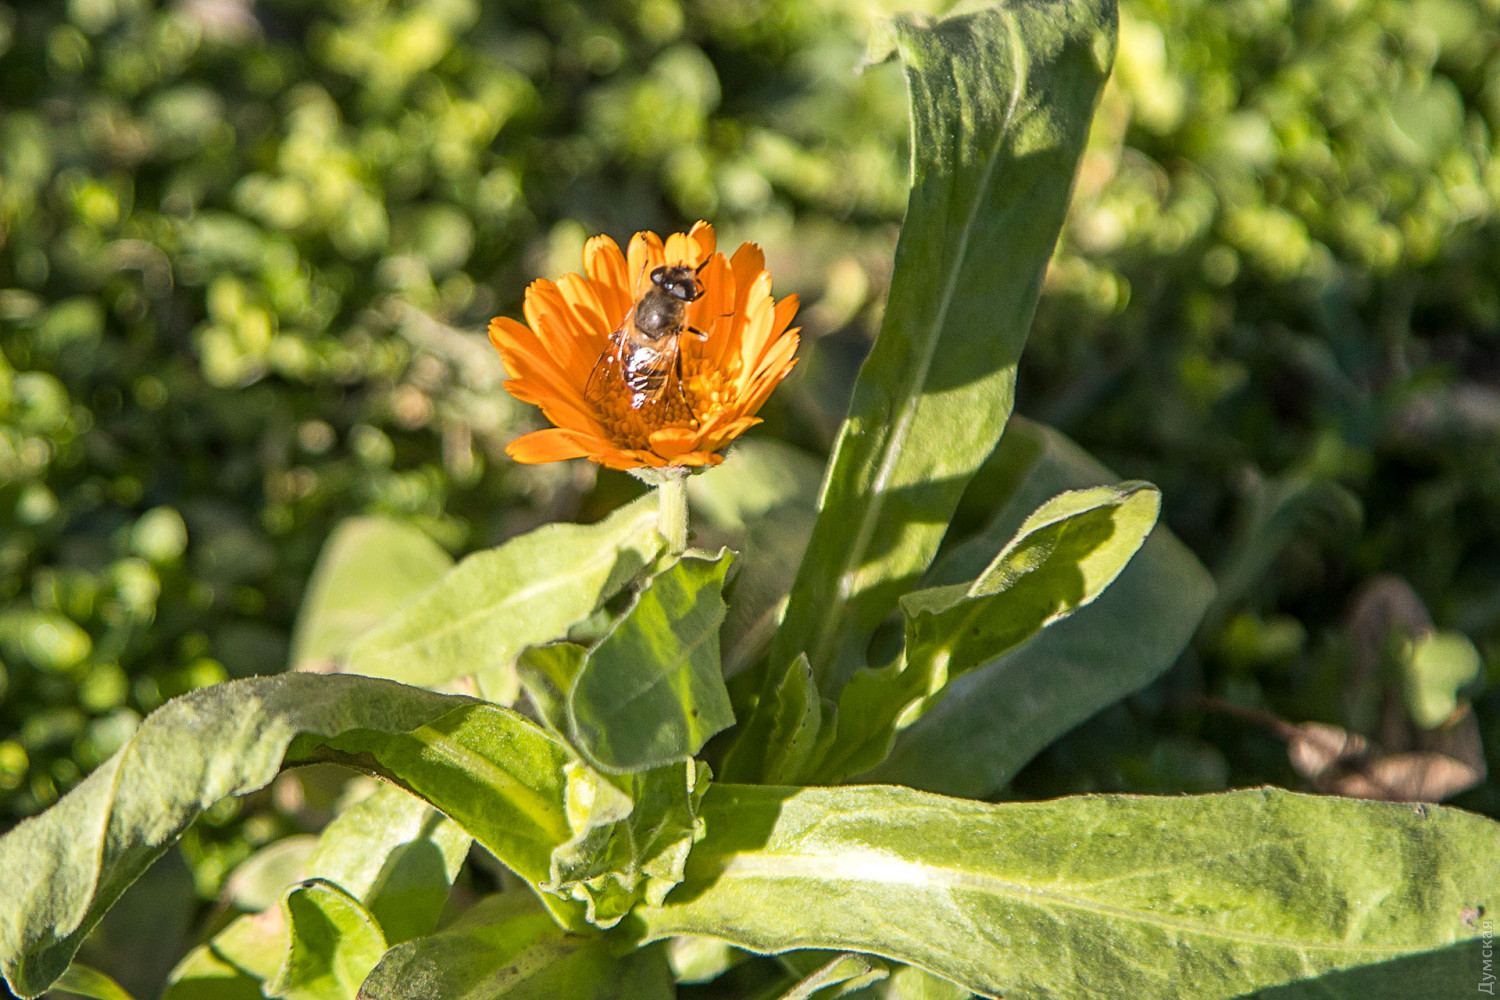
[657,472,689,555]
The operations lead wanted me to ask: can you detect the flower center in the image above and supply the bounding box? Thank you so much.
[590,358,724,450]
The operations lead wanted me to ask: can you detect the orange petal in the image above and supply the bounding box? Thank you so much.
[523,280,597,379]
[627,232,665,299]
[584,235,631,325]
[702,415,762,451]
[506,428,595,464]
[734,289,776,394]
[648,426,703,460]
[490,317,594,413]
[667,221,716,267]
[689,252,735,346]
[673,451,723,467]
[590,443,647,469]
[739,350,799,415]
[501,378,604,437]
[729,242,765,291]
[749,327,800,382]
[772,293,800,336]
[556,272,615,348]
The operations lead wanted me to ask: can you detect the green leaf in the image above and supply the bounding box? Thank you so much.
[545,759,709,929]
[633,783,1500,1000]
[758,655,827,785]
[222,836,320,913]
[770,0,1118,694]
[1400,630,1482,729]
[164,784,472,999]
[50,964,138,1000]
[345,495,662,687]
[0,674,576,998]
[160,900,285,1000]
[812,481,1159,782]
[873,965,972,1000]
[265,880,386,1000]
[567,550,735,773]
[903,481,1160,678]
[867,418,1215,796]
[687,439,825,535]
[688,440,824,678]
[308,785,472,945]
[290,517,454,671]
[772,953,887,999]
[357,894,675,1000]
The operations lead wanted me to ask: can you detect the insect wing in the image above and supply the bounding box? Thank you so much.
[630,333,681,408]
[585,321,631,405]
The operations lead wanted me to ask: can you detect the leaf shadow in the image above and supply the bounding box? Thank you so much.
[647,786,790,909]
[1234,939,1486,1000]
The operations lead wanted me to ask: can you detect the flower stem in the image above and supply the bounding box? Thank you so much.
[657,471,689,555]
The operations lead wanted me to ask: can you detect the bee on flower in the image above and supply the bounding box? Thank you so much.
[489,222,800,471]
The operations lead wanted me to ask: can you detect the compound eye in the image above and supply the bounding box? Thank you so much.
[649,266,669,286]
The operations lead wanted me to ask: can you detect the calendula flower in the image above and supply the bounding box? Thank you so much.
[490,221,800,471]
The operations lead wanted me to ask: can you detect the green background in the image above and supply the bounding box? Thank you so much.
[0,0,1496,988]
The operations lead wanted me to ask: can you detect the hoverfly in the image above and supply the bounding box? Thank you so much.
[585,259,712,419]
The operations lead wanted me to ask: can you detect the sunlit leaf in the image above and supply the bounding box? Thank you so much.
[345,495,661,687]
[0,674,577,998]
[165,783,471,999]
[221,836,320,914]
[50,964,137,1000]
[545,759,709,929]
[633,783,1500,1000]
[357,894,674,1000]
[567,550,735,773]
[771,0,1118,695]
[265,880,385,1000]
[688,440,824,678]
[290,517,454,671]
[867,418,1213,795]
[772,952,887,999]
[811,481,1159,782]
[875,965,972,999]
[1400,630,1482,730]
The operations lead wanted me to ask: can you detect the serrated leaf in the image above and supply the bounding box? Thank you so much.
[266,880,386,1000]
[0,674,580,998]
[771,0,1118,695]
[291,517,454,671]
[568,551,735,773]
[356,894,675,1000]
[868,418,1213,795]
[345,495,661,687]
[812,481,1159,782]
[633,783,1500,1000]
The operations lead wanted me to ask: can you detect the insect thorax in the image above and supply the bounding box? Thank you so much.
[633,294,684,339]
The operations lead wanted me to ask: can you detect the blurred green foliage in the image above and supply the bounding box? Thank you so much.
[0,0,1496,890]
[0,0,915,840]
[1019,0,1500,815]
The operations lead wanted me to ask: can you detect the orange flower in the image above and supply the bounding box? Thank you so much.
[490,222,800,470]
